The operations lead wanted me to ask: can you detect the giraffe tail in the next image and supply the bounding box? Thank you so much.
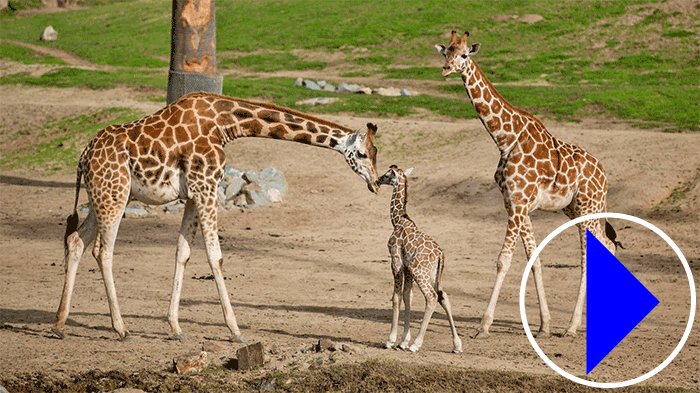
[605,220,625,250]
[435,252,446,303]
[64,164,83,252]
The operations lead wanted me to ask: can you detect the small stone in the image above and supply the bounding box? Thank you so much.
[374,87,401,97]
[173,351,207,374]
[236,342,265,370]
[242,182,268,206]
[323,84,335,92]
[315,338,335,352]
[341,343,358,354]
[294,77,304,87]
[356,87,372,95]
[317,80,327,88]
[40,25,58,41]
[491,14,517,22]
[164,204,181,213]
[335,82,361,93]
[518,14,544,24]
[400,89,412,96]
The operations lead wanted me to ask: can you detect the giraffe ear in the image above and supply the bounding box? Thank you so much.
[366,122,378,140]
[404,167,414,177]
[435,44,446,56]
[469,43,481,55]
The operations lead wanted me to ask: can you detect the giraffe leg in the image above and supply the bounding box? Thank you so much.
[408,274,438,353]
[397,270,413,350]
[53,210,97,339]
[167,200,198,340]
[520,215,551,338]
[564,216,611,337]
[438,291,463,353]
[95,216,130,340]
[194,196,244,342]
[475,212,520,339]
[385,244,403,349]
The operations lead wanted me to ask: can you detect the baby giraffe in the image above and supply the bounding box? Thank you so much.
[379,165,462,353]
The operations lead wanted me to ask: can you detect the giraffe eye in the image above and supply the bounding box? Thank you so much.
[356,151,367,159]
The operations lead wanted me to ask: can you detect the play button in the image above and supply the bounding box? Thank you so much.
[519,213,696,388]
[586,229,659,374]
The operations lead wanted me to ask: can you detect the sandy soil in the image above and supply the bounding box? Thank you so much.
[0,85,698,389]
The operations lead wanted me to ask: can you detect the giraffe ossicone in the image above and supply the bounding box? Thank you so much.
[436,30,620,339]
[379,165,462,353]
[54,92,381,341]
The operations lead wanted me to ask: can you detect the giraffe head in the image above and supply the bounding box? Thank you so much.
[378,165,413,188]
[435,30,481,77]
[344,122,380,193]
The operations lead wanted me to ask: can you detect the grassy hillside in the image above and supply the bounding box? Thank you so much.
[1,0,698,131]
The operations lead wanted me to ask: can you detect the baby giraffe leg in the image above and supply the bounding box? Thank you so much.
[397,270,413,350]
[408,275,438,353]
[385,250,404,349]
[438,290,463,353]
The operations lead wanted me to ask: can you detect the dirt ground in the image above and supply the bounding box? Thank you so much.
[0,84,698,390]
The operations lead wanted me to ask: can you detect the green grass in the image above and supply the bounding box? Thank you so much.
[0,107,144,171]
[0,41,66,64]
[0,0,698,130]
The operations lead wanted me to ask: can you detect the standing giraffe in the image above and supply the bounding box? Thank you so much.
[379,165,462,353]
[435,31,620,338]
[54,92,380,342]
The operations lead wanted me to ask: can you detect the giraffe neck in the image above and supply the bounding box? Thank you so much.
[460,60,529,154]
[390,177,410,228]
[175,93,354,153]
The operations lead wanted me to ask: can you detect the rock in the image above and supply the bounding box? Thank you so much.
[302,79,321,90]
[323,83,335,92]
[236,342,265,370]
[294,77,304,87]
[317,80,327,88]
[374,87,402,97]
[335,82,361,93]
[400,89,412,96]
[224,175,246,200]
[224,166,244,178]
[173,351,207,374]
[356,87,372,95]
[315,338,335,352]
[491,14,517,22]
[242,182,268,206]
[164,203,182,213]
[40,25,58,41]
[518,14,544,24]
[124,204,147,218]
[296,97,339,106]
[341,343,358,354]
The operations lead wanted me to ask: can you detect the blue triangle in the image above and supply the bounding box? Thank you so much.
[586,229,659,374]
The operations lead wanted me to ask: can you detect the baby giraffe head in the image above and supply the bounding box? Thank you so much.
[435,30,481,77]
[378,165,414,189]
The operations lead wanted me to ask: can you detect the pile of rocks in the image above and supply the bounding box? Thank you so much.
[79,166,287,216]
[294,78,411,103]
[216,166,287,210]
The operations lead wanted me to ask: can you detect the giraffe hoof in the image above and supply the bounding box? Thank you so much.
[230,335,246,343]
[51,328,65,339]
[171,333,186,341]
[536,330,551,339]
[472,330,490,339]
[408,344,420,353]
[397,343,409,351]
[563,330,577,338]
[384,341,395,349]
[120,333,134,342]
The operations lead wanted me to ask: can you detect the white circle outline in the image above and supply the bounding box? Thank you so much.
[519,212,696,388]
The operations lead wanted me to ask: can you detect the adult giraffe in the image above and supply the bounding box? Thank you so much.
[436,31,620,338]
[54,92,380,342]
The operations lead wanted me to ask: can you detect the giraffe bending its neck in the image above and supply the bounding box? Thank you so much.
[379,166,462,353]
[54,92,380,341]
[436,31,620,338]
